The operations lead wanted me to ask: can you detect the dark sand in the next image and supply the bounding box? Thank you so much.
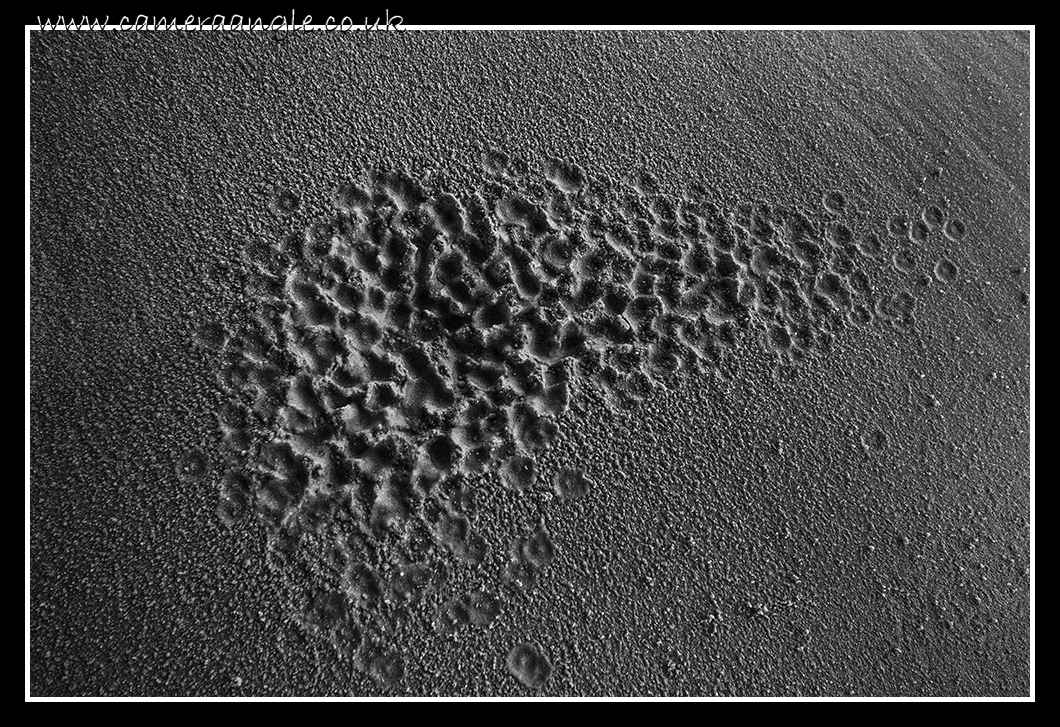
[29,31,1031,697]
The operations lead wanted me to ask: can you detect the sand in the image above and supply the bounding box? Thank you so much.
[28,30,1031,697]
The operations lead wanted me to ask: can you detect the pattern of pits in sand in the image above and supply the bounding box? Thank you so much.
[198,155,967,688]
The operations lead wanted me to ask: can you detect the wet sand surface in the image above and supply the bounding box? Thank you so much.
[29,31,1030,696]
